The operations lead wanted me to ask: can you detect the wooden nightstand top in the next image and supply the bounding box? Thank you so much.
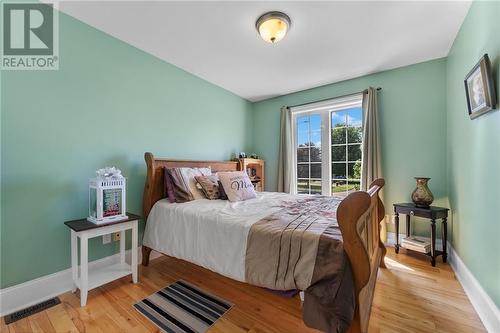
[394,202,449,211]
[64,213,141,232]
[393,203,448,219]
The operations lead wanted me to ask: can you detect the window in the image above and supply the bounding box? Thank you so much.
[292,94,363,197]
[297,114,322,194]
[331,108,363,197]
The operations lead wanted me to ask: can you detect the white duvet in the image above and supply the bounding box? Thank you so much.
[143,192,303,282]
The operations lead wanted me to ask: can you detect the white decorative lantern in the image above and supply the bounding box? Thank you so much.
[87,167,127,224]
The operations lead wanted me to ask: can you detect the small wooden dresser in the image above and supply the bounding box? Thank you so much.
[239,158,265,191]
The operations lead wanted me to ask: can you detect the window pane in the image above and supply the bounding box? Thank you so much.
[331,146,346,162]
[310,180,322,194]
[310,131,321,147]
[310,146,321,162]
[348,144,361,162]
[348,179,361,192]
[298,164,309,178]
[331,111,347,127]
[347,108,362,128]
[309,114,321,131]
[297,180,309,194]
[347,127,362,144]
[332,163,347,179]
[297,148,309,162]
[297,132,310,147]
[348,162,361,179]
[297,116,309,133]
[297,115,310,147]
[332,180,348,198]
[331,127,346,144]
[311,164,321,179]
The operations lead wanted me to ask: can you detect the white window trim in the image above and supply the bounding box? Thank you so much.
[291,93,363,196]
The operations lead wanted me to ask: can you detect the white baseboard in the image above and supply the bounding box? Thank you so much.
[386,232,499,332]
[448,246,500,332]
[0,246,142,317]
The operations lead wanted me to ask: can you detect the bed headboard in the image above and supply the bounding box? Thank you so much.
[143,152,239,220]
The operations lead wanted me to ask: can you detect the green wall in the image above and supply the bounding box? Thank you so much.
[446,1,500,307]
[2,0,499,311]
[251,59,448,235]
[1,12,252,288]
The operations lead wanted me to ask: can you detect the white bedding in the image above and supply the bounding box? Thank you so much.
[143,191,302,282]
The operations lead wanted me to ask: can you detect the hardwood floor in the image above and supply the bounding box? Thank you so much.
[2,247,486,333]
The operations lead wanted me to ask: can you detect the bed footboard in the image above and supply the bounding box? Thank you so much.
[337,179,386,333]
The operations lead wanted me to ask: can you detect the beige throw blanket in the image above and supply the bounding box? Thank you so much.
[245,196,355,333]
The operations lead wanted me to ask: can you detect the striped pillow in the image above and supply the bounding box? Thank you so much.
[166,167,212,203]
[163,167,176,203]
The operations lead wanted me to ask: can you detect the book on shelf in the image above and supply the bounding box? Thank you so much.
[402,243,430,253]
[401,236,431,253]
[402,236,429,246]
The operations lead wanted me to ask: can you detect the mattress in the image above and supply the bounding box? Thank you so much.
[142,191,303,281]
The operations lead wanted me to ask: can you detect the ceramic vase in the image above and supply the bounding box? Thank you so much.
[411,177,434,208]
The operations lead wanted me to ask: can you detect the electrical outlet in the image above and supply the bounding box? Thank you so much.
[113,232,121,242]
[102,234,111,244]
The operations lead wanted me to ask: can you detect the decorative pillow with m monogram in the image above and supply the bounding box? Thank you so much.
[218,171,257,202]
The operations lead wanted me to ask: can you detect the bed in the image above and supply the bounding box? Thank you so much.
[141,152,386,333]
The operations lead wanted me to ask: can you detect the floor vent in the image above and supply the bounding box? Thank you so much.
[4,297,61,325]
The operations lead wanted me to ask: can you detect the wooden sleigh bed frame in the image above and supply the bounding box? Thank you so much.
[141,152,386,333]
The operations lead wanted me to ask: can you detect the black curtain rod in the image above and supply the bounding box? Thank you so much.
[289,87,382,108]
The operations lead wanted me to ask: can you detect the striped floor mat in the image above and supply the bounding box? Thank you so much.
[134,280,233,333]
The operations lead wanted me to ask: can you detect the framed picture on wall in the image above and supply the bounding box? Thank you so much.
[464,54,497,119]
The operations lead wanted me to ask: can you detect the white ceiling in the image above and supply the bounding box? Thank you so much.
[56,1,471,102]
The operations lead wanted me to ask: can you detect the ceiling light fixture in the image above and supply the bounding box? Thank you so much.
[255,11,291,44]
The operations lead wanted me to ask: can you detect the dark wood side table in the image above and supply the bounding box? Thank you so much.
[393,203,449,267]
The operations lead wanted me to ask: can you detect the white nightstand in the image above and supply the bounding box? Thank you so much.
[64,213,140,306]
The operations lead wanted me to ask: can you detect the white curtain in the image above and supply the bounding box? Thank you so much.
[277,106,296,193]
[361,87,382,190]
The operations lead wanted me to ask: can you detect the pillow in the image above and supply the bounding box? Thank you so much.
[195,175,222,200]
[163,167,176,203]
[218,171,257,202]
[166,167,212,203]
[218,180,228,200]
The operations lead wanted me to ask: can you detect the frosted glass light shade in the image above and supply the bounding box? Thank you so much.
[256,12,291,44]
